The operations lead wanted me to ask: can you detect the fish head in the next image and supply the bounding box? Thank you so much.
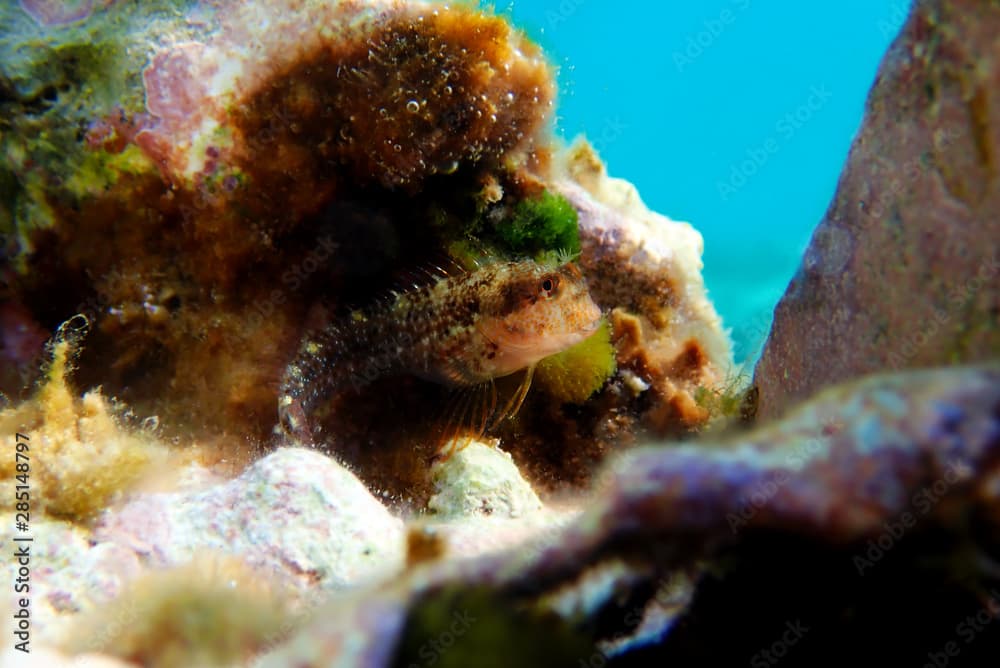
[478,260,602,376]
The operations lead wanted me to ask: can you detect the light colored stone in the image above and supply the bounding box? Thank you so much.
[555,141,732,374]
[428,440,542,519]
[0,515,141,646]
[97,447,406,592]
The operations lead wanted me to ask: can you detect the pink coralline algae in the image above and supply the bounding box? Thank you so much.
[19,0,98,27]
[135,41,219,176]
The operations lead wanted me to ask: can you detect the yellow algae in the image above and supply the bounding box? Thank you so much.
[536,319,616,404]
[0,326,169,520]
[66,556,292,668]
[693,368,755,425]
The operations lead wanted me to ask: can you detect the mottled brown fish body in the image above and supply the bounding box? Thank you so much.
[278,260,601,440]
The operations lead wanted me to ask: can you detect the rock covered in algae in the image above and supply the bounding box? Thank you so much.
[2,0,735,510]
[754,0,1000,420]
[537,140,733,438]
[0,0,556,440]
[96,447,406,592]
[65,557,291,668]
[258,364,1000,666]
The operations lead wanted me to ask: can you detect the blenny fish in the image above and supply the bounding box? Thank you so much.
[278,258,602,452]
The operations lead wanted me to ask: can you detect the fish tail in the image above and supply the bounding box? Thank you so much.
[277,317,409,442]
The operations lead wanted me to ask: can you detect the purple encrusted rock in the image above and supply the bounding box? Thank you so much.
[754,0,1000,420]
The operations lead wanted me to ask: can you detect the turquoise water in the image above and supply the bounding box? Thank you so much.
[502,0,906,365]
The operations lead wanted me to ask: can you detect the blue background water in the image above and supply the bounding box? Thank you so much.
[497,0,907,367]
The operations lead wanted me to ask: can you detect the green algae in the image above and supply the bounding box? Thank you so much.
[496,190,581,257]
[694,369,757,425]
[440,188,582,274]
[391,586,596,668]
[0,0,193,257]
[439,187,581,270]
[536,318,616,404]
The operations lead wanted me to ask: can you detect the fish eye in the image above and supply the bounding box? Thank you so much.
[541,276,559,294]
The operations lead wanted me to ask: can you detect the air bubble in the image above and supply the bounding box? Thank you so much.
[406,100,420,113]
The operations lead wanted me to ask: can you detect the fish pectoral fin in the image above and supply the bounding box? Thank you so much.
[488,365,535,430]
[433,380,499,462]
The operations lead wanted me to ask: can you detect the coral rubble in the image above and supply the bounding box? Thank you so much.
[0,514,141,646]
[95,447,406,593]
[428,440,542,519]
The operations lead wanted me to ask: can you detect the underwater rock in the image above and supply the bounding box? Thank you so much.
[96,448,406,593]
[754,0,1000,419]
[134,0,552,191]
[0,0,555,440]
[428,440,543,519]
[261,364,999,665]
[0,515,141,646]
[17,0,100,28]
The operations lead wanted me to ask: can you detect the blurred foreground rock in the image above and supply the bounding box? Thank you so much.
[754,0,1000,420]
[261,364,1000,666]
[12,365,1000,664]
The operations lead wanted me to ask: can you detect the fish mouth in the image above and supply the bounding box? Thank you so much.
[580,313,603,335]
[578,300,603,336]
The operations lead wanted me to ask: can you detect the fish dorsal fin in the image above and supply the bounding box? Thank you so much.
[385,250,472,294]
